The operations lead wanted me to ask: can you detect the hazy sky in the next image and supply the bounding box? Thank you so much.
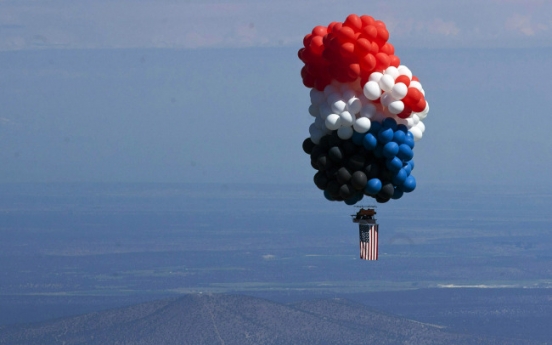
[2,0,552,51]
[1,1,552,188]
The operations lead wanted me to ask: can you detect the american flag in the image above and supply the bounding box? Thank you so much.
[359,224,378,260]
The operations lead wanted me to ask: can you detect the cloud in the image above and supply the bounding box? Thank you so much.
[2,0,552,50]
[505,14,548,36]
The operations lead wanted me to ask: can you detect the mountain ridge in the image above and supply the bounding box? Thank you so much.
[0,294,538,345]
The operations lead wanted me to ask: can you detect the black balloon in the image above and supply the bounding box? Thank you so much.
[351,171,368,191]
[327,179,341,198]
[339,183,355,199]
[377,182,394,199]
[316,154,333,170]
[342,140,357,156]
[302,138,315,155]
[314,171,329,190]
[336,167,352,185]
[328,146,344,163]
[318,135,331,149]
[347,154,366,171]
[364,163,380,179]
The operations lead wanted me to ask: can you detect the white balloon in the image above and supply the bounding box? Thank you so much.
[323,84,338,97]
[405,117,415,129]
[347,97,362,115]
[378,74,395,92]
[342,89,356,102]
[340,111,354,126]
[395,117,408,127]
[412,114,420,125]
[390,83,408,100]
[325,114,342,130]
[368,72,383,83]
[337,126,354,140]
[363,81,381,100]
[409,127,423,141]
[421,88,425,96]
[360,103,377,118]
[318,103,333,119]
[330,100,347,114]
[314,114,326,129]
[372,111,386,123]
[417,121,426,133]
[380,92,394,107]
[417,102,429,120]
[310,89,325,106]
[353,117,371,133]
[326,92,341,105]
[397,65,413,79]
[388,100,405,115]
[409,81,423,91]
[308,104,319,117]
[384,66,399,79]
[340,84,353,95]
[309,123,324,144]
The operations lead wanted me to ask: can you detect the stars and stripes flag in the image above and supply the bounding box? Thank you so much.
[359,224,378,260]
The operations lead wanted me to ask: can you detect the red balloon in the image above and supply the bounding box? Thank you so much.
[360,15,375,27]
[347,63,361,79]
[397,105,412,119]
[303,33,313,48]
[339,42,355,58]
[380,43,394,55]
[310,35,325,55]
[370,41,379,54]
[403,88,422,108]
[361,25,378,40]
[374,20,387,29]
[344,14,363,32]
[388,55,400,67]
[327,22,339,33]
[412,76,420,82]
[298,48,305,62]
[412,97,427,113]
[355,38,372,57]
[302,75,315,88]
[312,25,328,37]
[337,26,356,43]
[395,75,410,87]
[359,53,376,72]
[377,27,389,42]
[375,52,390,71]
[314,77,330,91]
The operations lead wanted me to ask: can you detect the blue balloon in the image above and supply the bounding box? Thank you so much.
[386,157,402,172]
[402,175,416,192]
[397,144,414,161]
[352,131,365,146]
[392,168,407,185]
[378,127,394,144]
[382,117,397,131]
[369,121,382,134]
[403,163,412,176]
[365,178,382,195]
[392,130,406,144]
[382,142,399,158]
[404,135,415,149]
[397,124,408,133]
[407,159,415,171]
[391,187,404,200]
[324,190,334,201]
[362,133,378,150]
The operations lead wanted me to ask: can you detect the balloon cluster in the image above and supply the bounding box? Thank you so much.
[300,14,430,204]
